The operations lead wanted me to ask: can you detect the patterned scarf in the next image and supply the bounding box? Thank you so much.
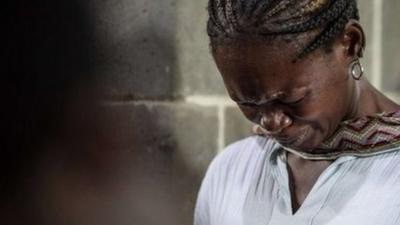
[281,110,400,160]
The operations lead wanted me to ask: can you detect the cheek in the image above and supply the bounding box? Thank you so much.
[293,84,350,135]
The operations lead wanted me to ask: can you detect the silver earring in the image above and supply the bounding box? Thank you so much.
[349,58,364,80]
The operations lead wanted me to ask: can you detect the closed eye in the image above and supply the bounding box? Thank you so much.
[237,102,258,107]
[280,93,309,106]
[282,97,304,106]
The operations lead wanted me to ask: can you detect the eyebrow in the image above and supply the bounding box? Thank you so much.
[234,87,309,105]
[236,92,283,106]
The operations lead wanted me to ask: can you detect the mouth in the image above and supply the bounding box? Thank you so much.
[274,127,310,148]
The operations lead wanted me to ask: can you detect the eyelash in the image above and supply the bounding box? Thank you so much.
[281,97,305,106]
[238,96,306,108]
[238,102,258,107]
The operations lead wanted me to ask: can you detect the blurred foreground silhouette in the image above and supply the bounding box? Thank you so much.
[2,1,196,224]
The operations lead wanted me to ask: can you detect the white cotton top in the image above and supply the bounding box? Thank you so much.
[194,136,400,225]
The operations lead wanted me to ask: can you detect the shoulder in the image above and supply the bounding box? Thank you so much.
[354,147,400,175]
[194,136,278,225]
[207,136,278,178]
[197,135,280,202]
[214,135,279,167]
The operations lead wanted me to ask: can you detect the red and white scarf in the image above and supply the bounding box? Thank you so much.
[281,111,400,160]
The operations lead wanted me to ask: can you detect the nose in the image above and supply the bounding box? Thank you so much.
[260,110,292,135]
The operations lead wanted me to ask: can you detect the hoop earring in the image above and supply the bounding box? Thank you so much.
[349,58,364,80]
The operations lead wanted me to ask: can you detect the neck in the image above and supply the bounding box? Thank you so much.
[347,77,400,119]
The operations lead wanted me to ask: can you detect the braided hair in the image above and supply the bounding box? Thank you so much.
[207,0,361,58]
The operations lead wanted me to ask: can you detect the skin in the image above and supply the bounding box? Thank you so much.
[212,21,400,213]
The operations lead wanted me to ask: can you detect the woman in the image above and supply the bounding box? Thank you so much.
[194,0,400,224]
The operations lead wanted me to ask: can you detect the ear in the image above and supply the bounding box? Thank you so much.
[340,19,366,58]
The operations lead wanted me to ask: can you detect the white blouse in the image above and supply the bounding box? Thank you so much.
[194,136,400,225]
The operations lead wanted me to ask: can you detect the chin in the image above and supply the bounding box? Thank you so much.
[278,128,323,153]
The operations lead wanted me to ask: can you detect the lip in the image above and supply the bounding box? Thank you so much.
[273,127,310,147]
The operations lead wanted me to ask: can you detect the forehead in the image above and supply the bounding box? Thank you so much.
[211,39,332,100]
[213,38,299,60]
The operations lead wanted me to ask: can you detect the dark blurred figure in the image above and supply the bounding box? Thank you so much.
[2,1,185,224]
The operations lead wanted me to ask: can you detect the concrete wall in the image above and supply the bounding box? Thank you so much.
[94,1,253,223]
[360,0,400,101]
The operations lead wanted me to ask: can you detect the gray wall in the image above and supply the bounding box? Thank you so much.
[94,1,253,223]
[360,0,400,100]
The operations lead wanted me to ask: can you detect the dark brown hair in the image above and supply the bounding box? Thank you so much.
[207,0,360,58]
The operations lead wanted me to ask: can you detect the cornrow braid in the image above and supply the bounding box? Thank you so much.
[244,0,262,17]
[299,0,357,58]
[215,0,230,32]
[304,0,329,15]
[265,0,291,19]
[251,0,278,19]
[283,0,328,24]
[225,0,238,30]
[275,0,349,34]
[208,0,225,37]
[207,0,361,59]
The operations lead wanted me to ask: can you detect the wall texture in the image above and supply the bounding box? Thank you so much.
[93,1,253,223]
[360,0,400,101]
